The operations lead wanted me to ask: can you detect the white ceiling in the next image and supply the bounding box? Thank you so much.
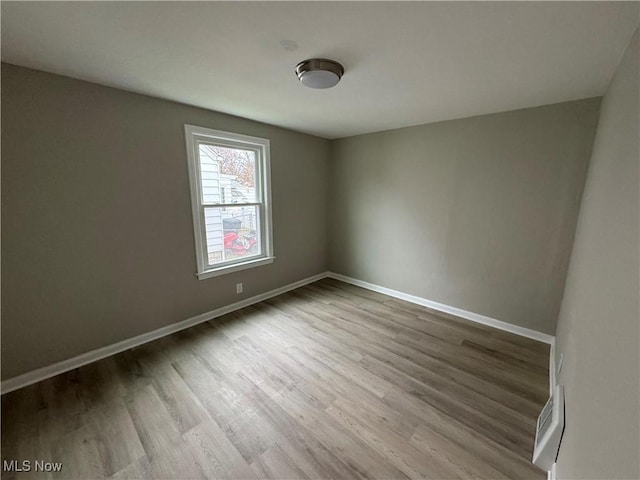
[2,2,638,139]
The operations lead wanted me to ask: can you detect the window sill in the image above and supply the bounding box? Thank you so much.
[196,256,275,280]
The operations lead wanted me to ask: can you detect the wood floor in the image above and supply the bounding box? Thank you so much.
[2,278,549,479]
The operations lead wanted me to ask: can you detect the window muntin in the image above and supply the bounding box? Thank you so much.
[185,125,273,279]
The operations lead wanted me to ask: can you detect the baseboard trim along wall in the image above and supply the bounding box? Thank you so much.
[2,270,555,394]
[0,272,330,394]
[327,272,556,345]
[549,343,557,395]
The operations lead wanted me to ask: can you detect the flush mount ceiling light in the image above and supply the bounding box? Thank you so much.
[295,58,344,89]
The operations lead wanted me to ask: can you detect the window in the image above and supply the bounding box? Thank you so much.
[185,125,273,279]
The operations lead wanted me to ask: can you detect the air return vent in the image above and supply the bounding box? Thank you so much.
[532,385,565,471]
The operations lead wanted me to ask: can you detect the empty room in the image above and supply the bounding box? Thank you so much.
[1,2,638,479]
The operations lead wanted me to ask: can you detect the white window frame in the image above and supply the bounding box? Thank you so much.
[184,124,274,279]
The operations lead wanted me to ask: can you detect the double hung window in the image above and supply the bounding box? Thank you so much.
[184,125,273,279]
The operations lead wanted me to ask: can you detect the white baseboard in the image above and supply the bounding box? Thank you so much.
[0,271,330,394]
[327,272,555,345]
[2,269,556,394]
[549,343,557,395]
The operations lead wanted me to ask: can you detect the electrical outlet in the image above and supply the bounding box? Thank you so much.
[236,283,243,294]
[557,353,564,374]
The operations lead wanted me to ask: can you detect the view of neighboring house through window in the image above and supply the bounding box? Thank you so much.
[185,125,273,279]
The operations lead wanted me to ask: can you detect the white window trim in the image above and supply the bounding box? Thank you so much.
[184,124,274,280]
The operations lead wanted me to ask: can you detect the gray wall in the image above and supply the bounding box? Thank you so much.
[1,64,330,380]
[329,99,600,334]
[1,62,606,382]
[554,30,639,479]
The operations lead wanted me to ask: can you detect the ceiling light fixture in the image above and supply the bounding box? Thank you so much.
[295,58,344,89]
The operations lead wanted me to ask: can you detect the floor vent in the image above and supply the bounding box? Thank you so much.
[533,384,565,471]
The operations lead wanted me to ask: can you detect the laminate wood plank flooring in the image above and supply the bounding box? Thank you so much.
[2,278,549,479]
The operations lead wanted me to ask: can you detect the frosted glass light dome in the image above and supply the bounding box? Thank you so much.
[295,59,344,89]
